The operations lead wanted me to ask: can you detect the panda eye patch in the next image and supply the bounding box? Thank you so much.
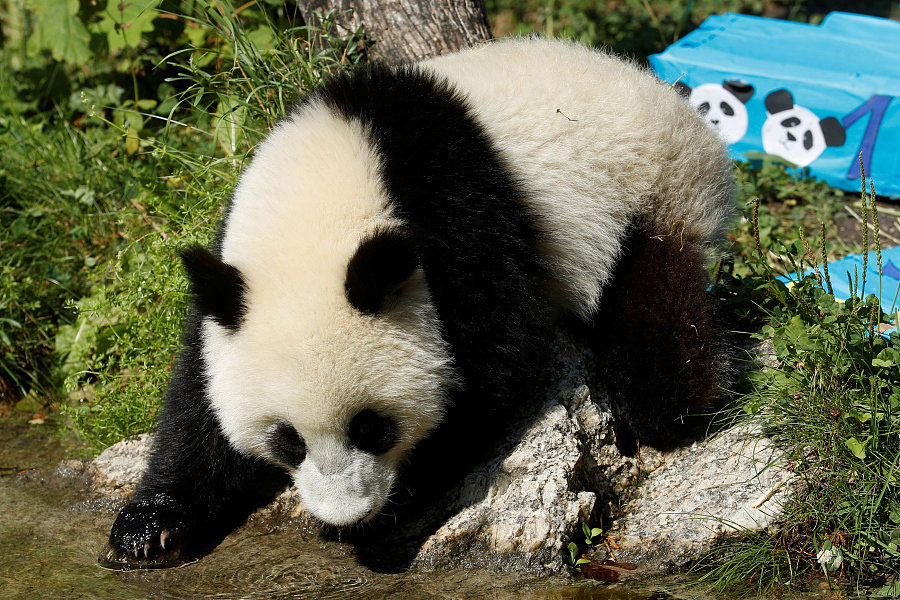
[697,102,711,115]
[347,409,399,455]
[269,422,307,467]
[781,116,801,128]
[719,102,734,116]
[803,130,814,150]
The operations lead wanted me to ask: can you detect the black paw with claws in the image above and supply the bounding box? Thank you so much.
[107,493,191,565]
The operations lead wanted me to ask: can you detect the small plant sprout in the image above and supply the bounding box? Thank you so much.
[566,522,603,567]
[817,539,844,590]
[582,521,603,546]
[567,542,590,567]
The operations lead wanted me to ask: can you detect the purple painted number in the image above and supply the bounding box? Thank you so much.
[842,95,893,180]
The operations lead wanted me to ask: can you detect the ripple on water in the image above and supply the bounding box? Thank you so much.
[2,465,687,600]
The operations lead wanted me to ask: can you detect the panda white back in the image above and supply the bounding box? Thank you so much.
[424,38,734,316]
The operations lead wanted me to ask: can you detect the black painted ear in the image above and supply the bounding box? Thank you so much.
[345,228,418,315]
[765,89,794,114]
[723,80,754,104]
[673,81,692,99]
[820,116,846,147]
[180,246,248,331]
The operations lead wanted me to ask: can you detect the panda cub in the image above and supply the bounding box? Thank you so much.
[108,38,735,562]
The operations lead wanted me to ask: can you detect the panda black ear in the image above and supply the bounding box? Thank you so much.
[820,116,847,147]
[765,89,794,115]
[673,81,692,99]
[345,228,418,315]
[180,246,248,331]
[723,80,754,104]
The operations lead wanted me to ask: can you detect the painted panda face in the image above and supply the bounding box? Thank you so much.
[194,107,456,527]
[761,89,846,167]
[685,82,753,144]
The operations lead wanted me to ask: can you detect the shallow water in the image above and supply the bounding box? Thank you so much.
[0,477,681,600]
[0,413,680,600]
[1,413,846,600]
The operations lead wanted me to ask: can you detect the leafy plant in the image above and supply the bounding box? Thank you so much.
[55,2,364,448]
[567,522,603,566]
[703,172,900,594]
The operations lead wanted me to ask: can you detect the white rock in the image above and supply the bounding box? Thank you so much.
[82,337,790,574]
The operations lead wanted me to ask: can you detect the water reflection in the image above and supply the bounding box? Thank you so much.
[1,477,676,600]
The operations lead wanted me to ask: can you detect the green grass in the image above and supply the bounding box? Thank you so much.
[699,176,900,595]
[0,1,363,445]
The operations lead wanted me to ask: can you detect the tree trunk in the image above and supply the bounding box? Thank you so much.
[298,0,492,63]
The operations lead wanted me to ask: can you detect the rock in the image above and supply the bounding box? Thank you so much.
[80,336,790,574]
[410,336,634,573]
[606,423,792,572]
[84,433,151,500]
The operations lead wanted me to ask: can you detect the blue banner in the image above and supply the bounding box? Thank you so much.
[650,12,900,197]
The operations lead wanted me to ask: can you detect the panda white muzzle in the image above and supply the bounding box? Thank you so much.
[294,448,395,527]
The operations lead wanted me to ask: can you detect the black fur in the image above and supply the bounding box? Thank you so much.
[108,310,289,562]
[347,409,399,456]
[345,227,418,315]
[268,422,307,467]
[593,226,727,456]
[312,64,551,418]
[179,246,247,332]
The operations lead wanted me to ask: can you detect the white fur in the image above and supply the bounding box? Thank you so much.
[203,105,455,520]
[294,444,395,526]
[424,38,734,318]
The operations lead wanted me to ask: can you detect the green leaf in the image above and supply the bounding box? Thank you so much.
[844,437,867,460]
[97,1,160,52]
[590,528,603,538]
[567,541,578,564]
[575,558,591,565]
[28,0,92,63]
[582,522,591,539]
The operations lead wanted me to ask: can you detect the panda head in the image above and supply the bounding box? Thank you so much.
[761,89,846,167]
[184,109,457,527]
[677,80,753,144]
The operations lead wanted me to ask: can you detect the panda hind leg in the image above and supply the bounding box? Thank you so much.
[590,225,730,456]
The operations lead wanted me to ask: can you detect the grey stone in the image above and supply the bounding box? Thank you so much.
[80,337,790,574]
[606,423,792,572]
[84,433,151,500]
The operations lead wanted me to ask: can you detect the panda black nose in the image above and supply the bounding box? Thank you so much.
[787,132,796,142]
[710,119,719,125]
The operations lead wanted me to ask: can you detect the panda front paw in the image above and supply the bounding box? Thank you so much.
[108,493,191,563]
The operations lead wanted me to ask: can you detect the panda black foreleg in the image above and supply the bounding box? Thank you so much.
[107,312,290,563]
[591,226,729,455]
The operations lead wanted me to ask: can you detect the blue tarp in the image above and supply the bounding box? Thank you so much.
[777,245,900,336]
[650,12,900,197]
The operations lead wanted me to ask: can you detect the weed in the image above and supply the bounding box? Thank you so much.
[704,167,900,594]
[566,521,603,566]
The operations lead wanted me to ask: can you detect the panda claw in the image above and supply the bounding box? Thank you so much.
[160,530,169,550]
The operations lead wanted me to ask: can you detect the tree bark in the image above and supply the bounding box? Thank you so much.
[298,0,492,63]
